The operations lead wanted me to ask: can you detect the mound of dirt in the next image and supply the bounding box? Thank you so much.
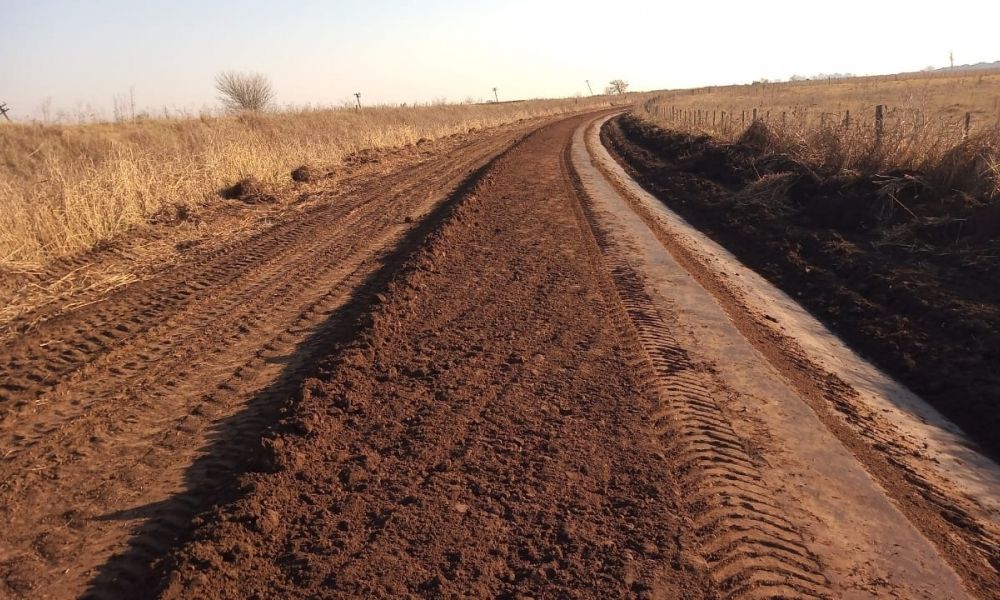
[220,177,277,203]
[342,148,383,166]
[290,165,320,183]
[148,202,198,225]
[603,113,1000,460]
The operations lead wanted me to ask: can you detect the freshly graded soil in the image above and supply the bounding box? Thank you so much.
[156,115,713,599]
[602,113,1000,460]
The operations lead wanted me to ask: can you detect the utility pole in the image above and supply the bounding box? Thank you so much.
[492,87,499,103]
[950,50,955,68]
[0,102,9,122]
[585,80,594,96]
[354,92,361,110]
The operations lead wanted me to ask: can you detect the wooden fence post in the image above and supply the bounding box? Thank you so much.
[964,112,971,140]
[875,105,884,141]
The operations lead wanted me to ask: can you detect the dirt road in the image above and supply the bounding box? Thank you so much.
[1,111,997,599]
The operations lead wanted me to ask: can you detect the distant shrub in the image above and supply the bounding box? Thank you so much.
[215,71,275,112]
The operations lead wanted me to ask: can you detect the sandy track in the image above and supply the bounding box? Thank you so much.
[0,120,541,599]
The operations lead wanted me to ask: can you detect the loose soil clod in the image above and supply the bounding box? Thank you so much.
[220,177,278,203]
[290,165,320,183]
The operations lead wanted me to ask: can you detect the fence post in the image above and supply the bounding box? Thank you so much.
[875,105,884,141]
[742,110,746,127]
[843,110,850,129]
[752,108,758,122]
[964,112,971,140]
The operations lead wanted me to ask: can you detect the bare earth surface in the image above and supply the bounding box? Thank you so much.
[1,111,997,600]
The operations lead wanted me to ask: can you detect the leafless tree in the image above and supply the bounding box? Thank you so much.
[608,79,629,95]
[215,71,274,112]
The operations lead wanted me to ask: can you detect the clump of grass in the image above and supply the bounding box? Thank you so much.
[0,97,615,270]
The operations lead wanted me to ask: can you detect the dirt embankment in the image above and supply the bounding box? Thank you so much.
[602,113,1000,460]
[156,115,714,599]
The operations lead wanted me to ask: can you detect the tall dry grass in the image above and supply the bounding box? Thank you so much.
[0,97,616,270]
[636,70,1000,198]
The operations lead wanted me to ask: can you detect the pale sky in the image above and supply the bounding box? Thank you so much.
[2,0,998,119]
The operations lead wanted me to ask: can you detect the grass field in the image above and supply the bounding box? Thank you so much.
[636,70,1000,198]
[0,97,617,270]
[5,70,997,272]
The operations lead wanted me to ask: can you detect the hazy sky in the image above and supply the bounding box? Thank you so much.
[2,0,998,119]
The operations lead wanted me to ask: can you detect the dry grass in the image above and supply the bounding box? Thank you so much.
[0,97,615,270]
[636,70,1000,197]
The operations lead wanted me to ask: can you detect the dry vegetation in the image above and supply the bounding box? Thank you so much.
[637,70,1000,198]
[0,97,616,270]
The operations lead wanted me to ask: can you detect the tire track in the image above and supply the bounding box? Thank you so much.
[0,132,513,410]
[2,135,504,456]
[568,126,833,599]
